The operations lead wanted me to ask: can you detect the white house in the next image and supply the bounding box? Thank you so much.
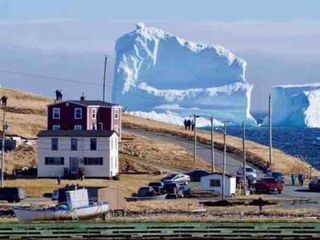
[200,173,236,196]
[37,130,119,178]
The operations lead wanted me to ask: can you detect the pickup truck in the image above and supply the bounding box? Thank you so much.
[254,177,284,194]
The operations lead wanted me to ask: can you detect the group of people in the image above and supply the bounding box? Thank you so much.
[291,173,305,186]
[183,119,195,131]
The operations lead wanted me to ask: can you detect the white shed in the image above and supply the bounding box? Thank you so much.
[200,172,236,196]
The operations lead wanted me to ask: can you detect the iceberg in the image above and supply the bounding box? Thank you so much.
[113,23,256,126]
[264,83,320,128]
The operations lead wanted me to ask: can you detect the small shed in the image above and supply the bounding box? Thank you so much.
[200,172,236,196]
[98,187,125,211]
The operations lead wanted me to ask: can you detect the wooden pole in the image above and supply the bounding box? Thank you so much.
[193,114,196,162]
[211,116,215,172]
[102,55,108,102]
[222,123,227,200]
[269,94,273,165]
[242,122,247,194]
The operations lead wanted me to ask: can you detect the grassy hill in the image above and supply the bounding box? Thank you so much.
[1,87,316,176]
[1,87,210,173]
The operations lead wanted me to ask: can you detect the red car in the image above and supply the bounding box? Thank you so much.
[254,177,284,194]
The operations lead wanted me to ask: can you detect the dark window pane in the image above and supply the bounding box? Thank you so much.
[51,138,58,151]
[90,138,97,151]
[71,138,78,151]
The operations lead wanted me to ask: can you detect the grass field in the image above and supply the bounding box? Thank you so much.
[4,174,160,197]
[2,87,317,177]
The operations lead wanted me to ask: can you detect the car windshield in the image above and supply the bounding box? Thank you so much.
[246,168,254,172]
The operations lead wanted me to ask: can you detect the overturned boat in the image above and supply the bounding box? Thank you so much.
[14,188,109,221]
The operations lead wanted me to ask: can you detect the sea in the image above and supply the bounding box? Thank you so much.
[204,112,320,168]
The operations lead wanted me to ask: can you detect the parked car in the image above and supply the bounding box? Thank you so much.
[51,190,59,201]
[0,187,25,203]
[266,171,285,183]
[236,166,257,179]
[163,181,184,198]
[186,170,210,182]
[137,187,156,197]
[161,174,190,184]
[254,177,284,194]
[309,177,320,192]
[148,182,164,194]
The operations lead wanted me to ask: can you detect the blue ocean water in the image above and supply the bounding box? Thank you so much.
[203,112,320,168]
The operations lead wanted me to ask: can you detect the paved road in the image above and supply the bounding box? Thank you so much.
[125,128,320,199]
[124,128,262,175]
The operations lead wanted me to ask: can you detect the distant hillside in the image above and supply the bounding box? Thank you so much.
[0,88,50,138]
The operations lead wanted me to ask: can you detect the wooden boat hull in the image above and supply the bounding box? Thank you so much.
[13,204,109,221]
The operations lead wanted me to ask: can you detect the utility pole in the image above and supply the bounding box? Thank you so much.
[193,114,197,162]
[210,116,215,172]
[269,94,273,166]
[1,96,7,188]
[222,123,227,200]
[102,55,108,102]
[242,122,247,195]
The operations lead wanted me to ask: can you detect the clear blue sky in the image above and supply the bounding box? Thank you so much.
[1,0,319,22]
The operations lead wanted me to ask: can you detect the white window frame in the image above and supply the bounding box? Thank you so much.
[52,125,60,130]
[114,108,119,119]
[74,108,82,119]
[74,125,82,130]
[92,108,97,119]
[53,108,60,119]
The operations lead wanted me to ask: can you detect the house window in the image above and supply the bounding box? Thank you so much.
[74,125,82,130]
[52,125,60,130]
[114,108,119,119]
[45,157,64,165]
[92,108,97,119]
[51,138,58,151]
[74,108,82,119]
[84,157,103,165]
[53,108,60,119]
[210,179,221,187]
[71,138,78,151]
[90,138,97,151]
[98,122,103,130]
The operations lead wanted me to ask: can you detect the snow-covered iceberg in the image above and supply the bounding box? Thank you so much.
[264,83,320,128]
[113,23,256,126]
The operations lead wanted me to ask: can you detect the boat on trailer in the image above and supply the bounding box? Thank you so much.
[13,188,109,221]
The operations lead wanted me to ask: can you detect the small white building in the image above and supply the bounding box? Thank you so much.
[200,172,236,196]
[37,130,119,178]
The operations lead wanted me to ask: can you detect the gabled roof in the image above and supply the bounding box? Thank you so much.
[202,172,235,178]
[48,100,121,108]
[37,130,116,138]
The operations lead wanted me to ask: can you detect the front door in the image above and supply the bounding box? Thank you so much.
[69,157,79,177]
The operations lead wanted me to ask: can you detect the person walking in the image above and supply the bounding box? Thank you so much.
[297,174,302,186]
[191,119,195,131]
[300,174,305,186]
[291,173,296,186]
[187,119,191,130]
[183,119,187,130]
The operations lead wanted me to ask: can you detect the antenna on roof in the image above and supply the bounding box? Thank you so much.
[102,55,108,102]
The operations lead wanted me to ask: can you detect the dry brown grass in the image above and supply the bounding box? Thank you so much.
[122,114,317,176]
[0,87,50,138]
[2,87,316,176]
[5,145,37,173]
[4,174,160,197]
[120,133,211,172]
